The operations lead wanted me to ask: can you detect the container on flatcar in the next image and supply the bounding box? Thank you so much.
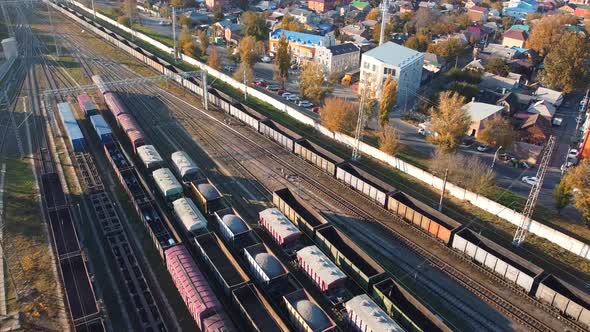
[259,208,301,248]
[172,197,208,235]
[194,232,250,296]
[452,228,542,293]
[388,191,461,244]
[344,294,404,332]
[137,145,164,171]
[165,245,234,331]
[243,243,290,290]
[57,102,86,152]
[372,278,452,332]
[231,284,290,332]
[335,162,395,207]
[76,94,98,116]
[294,140,345,176]
[272,188,330,237]
[171,151,200,182]
[213,207,258,250]
[89,114,113,144]
[296,245,347,292]
[535,274,590,327]
[190,178,223,214]
[283,289,336,332]
[315,226,386,291]
[152,168,183,201]
[259,119,302,152]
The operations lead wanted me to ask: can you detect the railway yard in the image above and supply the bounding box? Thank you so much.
[0,2,590,332]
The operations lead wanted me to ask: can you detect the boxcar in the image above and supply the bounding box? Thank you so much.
[283,289,336,332]
[272,188,330,236]
[314,226,386,291]
[152,168,183,202]
[259,119,302,152]
[172,197,208,235]
[231,284,290,332]
[535,275,590,327]
[388,191,461,244]
[57,102,86,152]
[372,278,452,332]
[190,178,224,214]
[243,243,290,290]
[336,162,395,207]
[294,140,344,176]
[452,228,542,293]
[137,145,164,171]
[194,232,250,296]
[171,151,200,182]
[213,207,258,250]
[296,245,347,292]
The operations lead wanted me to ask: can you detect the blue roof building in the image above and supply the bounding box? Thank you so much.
[510,24,530,32]
[503,0,538,19]
[269,29,335,59]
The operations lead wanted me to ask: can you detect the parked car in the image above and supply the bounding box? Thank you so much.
[521,176,539,186]
[477,144,490,152]
[287,94,300,102]
[159,20,171,26]
[281,92,293,99]
[418,128,426,136]
[568,149,579,159]
[561,161,575,172]
[261,56,271,63]
[311,106,321,113]
[460,138,474,147]
[266,84,279,91]
[499,153,517,162]
[298,100,313,108]
[223,65,235,72]
[552,117,563,126]
[254,79,268,87]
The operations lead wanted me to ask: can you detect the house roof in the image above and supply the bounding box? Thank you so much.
[527,100,556,118]
[470,5,488,12]
[423,52,446,67]
[503,29,528,41]
[463,101,504,121]
[270,29,326,46]
[327,42,360,55]
[351,0,370,10]
[362,41,423,68]
[510,24,530,32]
[535,87,563,106]
[480,72,519,91]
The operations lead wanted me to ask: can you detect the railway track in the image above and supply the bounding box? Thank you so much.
[54,19,587,332]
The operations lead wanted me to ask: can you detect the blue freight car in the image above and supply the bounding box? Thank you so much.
[90,114,113,144]
[57,102,85,152]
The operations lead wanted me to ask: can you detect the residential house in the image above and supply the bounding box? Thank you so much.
[183,11,210,25]
[534,87,564,107]
[574,5,590,17]
[315,43,361,75]
[340,23,372,47]
[502,29,527,48]
[465,0,481,8]
[468,6,488,22]
[419,1,437,9]
[479,72,521,92]
[350,0,371,11]
[466,26,483,41]
[422,52,448,76]
[309,0,352,12]
[224,23,242,45]
[287,8,321,25]
[559,4,577,14]
[463,101,505,136]
[510,24,530,33]
[503,0,539,19]
[527,100,556,120]
[359,41,424,107]
[518,113,551,144]
[480,43,517,61]
[206,0,228,9]
[269,29,335,60]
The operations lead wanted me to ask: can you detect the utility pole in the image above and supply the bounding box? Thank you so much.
[513,135,556,246]
[352,86,367,160]
[490,146,502,171]
[243,68,247,101]
[379,0,387,45]
[202,70,208,110]
[172,6,178,61]
[438,168,449,212]
[91,0,96,19]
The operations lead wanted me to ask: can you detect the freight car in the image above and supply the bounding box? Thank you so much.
[283,288,337,332]
[194,232,250,296]
[213,207,258,250]
[57,102,86,152]
[259,119,302,152]
[190,178,224,214]
[171,151,200,182]
[89,114,113,144]
[344,294,403,332]
[76,93,99,116]
[296,245,347,293]
[259,207,302,249]
[172,197,208,235]
[336,161,395,207]
[372,278,452,332]
[535,275,590,327]
[165,245,235,332]
[388,191,462,244]
[231,284,290,332]
[244,243,290,291]
[152,168,183,202]
[272,188,330,237]
[294,140,345,176]
[137,145,164,171]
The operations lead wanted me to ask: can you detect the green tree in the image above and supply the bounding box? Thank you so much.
[320,98,358,134]
[276,34,290,88]
[378,76,397,128]
[541,32,590,93]
[427,38,463,61]
[198,30,209,55]
[476,116,514,148]
[554,180,572,215]
[379,126,401,156]
[207,47,221,70]
[299,61,326,103]
[241,11,269,40]
[181,41,200,57]
[485,57,510,76]
[404,32,430,52]
[448,82,479,100]
[429,91,471,151]
[562,159,590,224]
[233,62,255,85]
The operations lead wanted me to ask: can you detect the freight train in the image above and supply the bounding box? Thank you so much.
[54,2,590,328]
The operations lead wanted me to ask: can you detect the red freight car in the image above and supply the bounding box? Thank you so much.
[76,94,98,116]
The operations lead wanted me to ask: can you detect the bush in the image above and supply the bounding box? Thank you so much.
[117,15,131,27]
[448,82,479,100]
[445,68,482,84]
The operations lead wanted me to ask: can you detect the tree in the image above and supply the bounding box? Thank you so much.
[379,127,401,156]
[484,57,509,77]
[554,180,572,215]
[378,76,397,128]
[411,8,441,32]
[320,98,358,134]
[427,38,463,61]
[429,91,470,151]
[525,14,578,56]
[279,14,305,32]
[179,26,193,47]
[404,32,430,52]
[182,41,200,57]
[276,34,290,88]
[448,82,479,100]
[117,15,131,27]
[562,159,590,224]
[197,30,209,55]
[178,15,191,27]
[170,0,193,6]
[238,35,258,65]
[372,23,394,42]
[431,150,495,194]
[233,62,255,85]
[207,48,221,70]
[540,32,590,93]
[502,16,515,30]
[123,0,137,25]
[299,61,326,103]
[477,117,514,148]
[241,11,269,40]
[366,8,380,21]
